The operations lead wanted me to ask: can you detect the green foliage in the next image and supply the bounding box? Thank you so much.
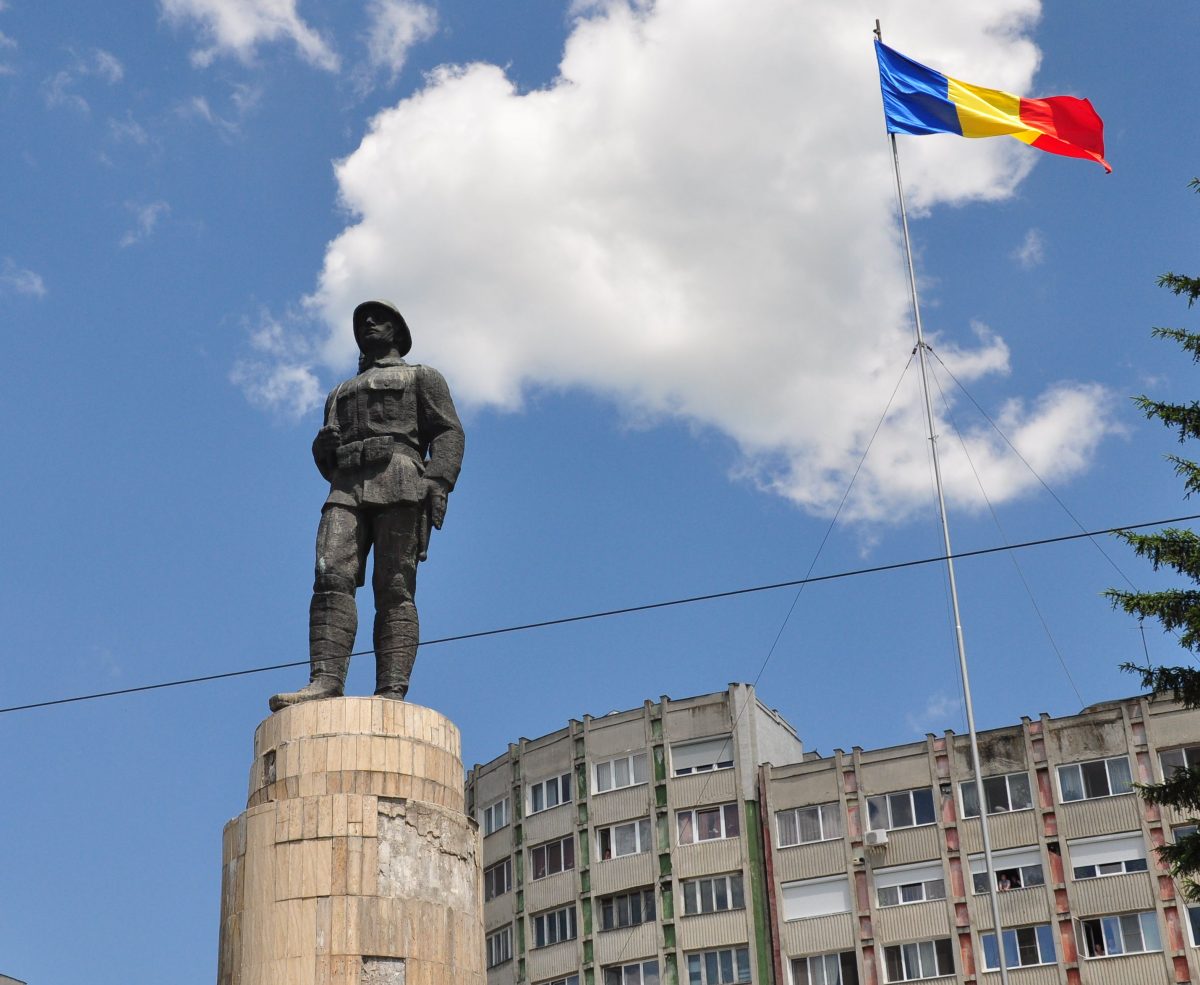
[1109,178,1200,897]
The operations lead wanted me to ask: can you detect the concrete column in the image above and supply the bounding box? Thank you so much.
[217,698,484,985]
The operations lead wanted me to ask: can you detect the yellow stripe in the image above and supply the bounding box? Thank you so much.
[947,78,1023,138]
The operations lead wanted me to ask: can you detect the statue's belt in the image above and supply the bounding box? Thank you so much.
[335,436,422,471]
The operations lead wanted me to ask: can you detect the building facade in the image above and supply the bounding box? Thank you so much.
[468,687,1200,985]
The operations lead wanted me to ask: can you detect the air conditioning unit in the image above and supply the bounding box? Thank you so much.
[864,829,889,847]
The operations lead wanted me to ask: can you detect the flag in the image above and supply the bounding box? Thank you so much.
[875,40,1110,172]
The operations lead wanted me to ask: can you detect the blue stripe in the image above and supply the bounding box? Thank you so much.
[875,41,962,137]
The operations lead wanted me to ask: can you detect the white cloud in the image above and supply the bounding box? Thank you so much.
[92,48,124,83]
[906,692,964,735]
[1,257,47,297]
[230,314,324,417]
[119,200,171,247]
[161,0,339,71]
[360,0,436,87]
[108,112,150,145]
[271,0,1116,520]
[1012,227,1045,268]
[42,48,125,111]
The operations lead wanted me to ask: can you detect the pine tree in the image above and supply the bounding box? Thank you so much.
[1107,178,1200,895]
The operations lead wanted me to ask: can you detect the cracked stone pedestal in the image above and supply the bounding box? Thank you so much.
[217,698,484,985]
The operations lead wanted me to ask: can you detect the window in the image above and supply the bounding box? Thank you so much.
[597,818,652,860]
[484,858,512,900]
[530,772,573,814]
[530,835,575,880]
[594,752,649,794]
[791,952,859,985]
[866,788,936,831]
[1175,824,1198,842]
[677,803,741,844]
[960,772,1033,818]
[969,847,1044,894]
[672,736,735,776]
[481,797,510,836]
[538,978,580,985]
[486,926,512,968]
[599,887,657,930]
[532,905,577,948]
[1068,833,1148,880]
[686,947,751,985]
[874,863,945,908]
[981,925,1056,970]
[683,873,745,916]
[1187,906,1200,946]
[778,803,842,847]
[882,938,954,982]
[603,960,659,985]
[1161,745,1200,777]
[782,875,851,920]
[1079,912,1161,958]
[1057,757,1133,802]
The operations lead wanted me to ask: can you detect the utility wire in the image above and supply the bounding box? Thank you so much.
[929,360,1088,710]
[4,512,1200,716]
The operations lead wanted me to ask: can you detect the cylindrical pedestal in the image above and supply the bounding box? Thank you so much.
[217,698,484,985]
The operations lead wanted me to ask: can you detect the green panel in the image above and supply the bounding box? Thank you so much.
[664,952,678,985]
[519,957,526,980]
[651,716,663,740]
[744,800,774,985]
[515,825,523,848]
[581,869,591,893]
[579,830,591,868]
[656,813,669,851]
[653,745,666,782]
[577,762,587,800]
[516,889,524,913]
[579,801,589,825]
[513,759,522,780]
[516,853,524,885]
[663,923,675,949]
[582,897,593,935]
[575,736,586,759]
[658,852,672,877]
[660,881,674,920]
[517,920,526,953]
[655,783,667,809]
[584,939,594,964]
[586,970,595,985]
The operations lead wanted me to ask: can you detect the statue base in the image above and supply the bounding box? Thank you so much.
[217,698,484,985]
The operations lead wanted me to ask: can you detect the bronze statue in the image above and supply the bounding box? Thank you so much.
[270,301,465,711]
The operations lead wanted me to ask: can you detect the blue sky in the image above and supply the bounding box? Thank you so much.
[3,0,1199,981]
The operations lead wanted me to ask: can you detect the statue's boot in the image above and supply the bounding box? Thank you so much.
[373,602,418,700]
[269,593,357,712]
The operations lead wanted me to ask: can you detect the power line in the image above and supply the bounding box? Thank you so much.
[3,511,1198,716]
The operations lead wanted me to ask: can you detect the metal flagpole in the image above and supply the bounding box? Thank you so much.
[874,21,1011,984]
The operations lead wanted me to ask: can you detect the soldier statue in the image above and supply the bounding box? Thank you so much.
[270,301,465,711]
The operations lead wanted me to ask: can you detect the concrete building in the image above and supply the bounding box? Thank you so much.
[468,686,1200,985]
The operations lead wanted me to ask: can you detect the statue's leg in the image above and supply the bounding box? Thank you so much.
[371,504,423,700]
[269,505,367,712]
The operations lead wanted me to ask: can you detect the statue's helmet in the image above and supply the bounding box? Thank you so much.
[353,300,412,357]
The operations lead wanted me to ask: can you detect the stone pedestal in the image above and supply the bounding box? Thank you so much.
[217,698,484,985]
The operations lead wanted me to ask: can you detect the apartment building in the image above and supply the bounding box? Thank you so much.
[469,688,1200,985]
[763,692,1200,985]
[467,684,804,985]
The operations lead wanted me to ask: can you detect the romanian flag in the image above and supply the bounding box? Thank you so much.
[875,40,1110,172]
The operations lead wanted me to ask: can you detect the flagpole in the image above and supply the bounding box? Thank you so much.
[874,21,1011,984]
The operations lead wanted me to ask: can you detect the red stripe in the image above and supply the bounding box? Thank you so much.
[1019,96,1111,172]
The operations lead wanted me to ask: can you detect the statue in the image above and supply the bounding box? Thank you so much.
[269,301,465,711]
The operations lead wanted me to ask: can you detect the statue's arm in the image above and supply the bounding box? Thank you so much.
[417,367,465,492]
[312,391,339,481]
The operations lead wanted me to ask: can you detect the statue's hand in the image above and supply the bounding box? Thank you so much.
[424,477,450,529]
[313,425,341,462]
